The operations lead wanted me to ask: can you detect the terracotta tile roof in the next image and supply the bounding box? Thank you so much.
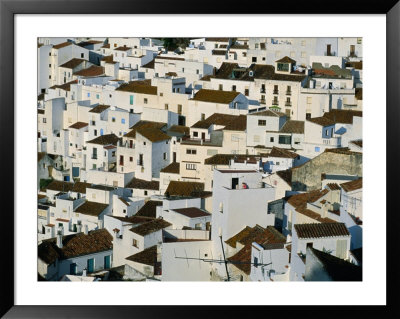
[345,61,363,70]
[101,43,110,49]
[69,122,88,129]
[136,127,171,143]
[116,80,157,95]
[205,38,230,42]
[115,46,131,51]
[72,182,92,194]
[135,201,162,218]
[214,62,239,79]
[340,178,362,192]
[156,56,185,61]
[355,88,362,100]
[294,222,350,239]
[249,109,286,117]
[53,42,72,49]
[165,181,204,197]
[38,229,113,264]
[350,140,362,148]
[191,89,240,104]
[276,169,292,186]
[326,183,341,191]
[323,109,362,124]
[75,201,109,217]
[268,147,298,159]
[295,207,336,223]
[59,58,86,69]
[223,115,247,131]
[324,147,360,155]
[276,56,296,64]
[212,50,227,56]
[279,120,304,134]
[167,125,190,136]
[165,71,178,77]
[56,218,69,222]
[142,59,155,69]
[227,226,286,275]
[126,245,157,266]
[45,180,74,192]
[204,154,260,165]
[87,133,119,146]
[49,80,78,92]
[192,113,242,129]
[288,189,329,210]
[126,177,159,190]
[130,219,171,236]
[230,44,249,50]
[160,162,180,174]
[172,207,210,218]
[125,121,166,139]
[110,215,154,224]
[307,116,335,127]
[73,65,105,77]
[101,55,114,63]
[89,104,110,113]
[38,152,46,162]
[225,226,253,248]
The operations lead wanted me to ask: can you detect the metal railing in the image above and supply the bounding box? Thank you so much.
[272,100,279,106]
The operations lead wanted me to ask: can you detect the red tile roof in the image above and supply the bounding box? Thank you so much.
[172,207,210,218]
[340,178,362,192]
[69,122,88,129]
[294,223,350,239]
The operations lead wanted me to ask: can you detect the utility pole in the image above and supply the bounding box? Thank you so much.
[219,235,230,281]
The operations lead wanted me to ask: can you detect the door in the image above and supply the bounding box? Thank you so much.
[69,263,77,275]
[87,258,94,273]
[173,152,177,163]
[201,132,206,140]
[350,45,355,56]
[119,155,124,166]
[327,44,331,56]
[231,177,239,189]
[104,255,111,269]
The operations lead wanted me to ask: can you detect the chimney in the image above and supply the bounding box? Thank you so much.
[56,230,63,248]
[84,224,88,235]
[82,268,87,277]
[321,203,328,218]
[77,222,82,233]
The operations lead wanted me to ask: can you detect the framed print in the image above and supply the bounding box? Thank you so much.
[1,0,399,317]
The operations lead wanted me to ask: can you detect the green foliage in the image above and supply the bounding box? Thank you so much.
[161,38,190,51]
[40,178,53,189]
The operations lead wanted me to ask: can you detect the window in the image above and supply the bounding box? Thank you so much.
[144,98,148,104]
[195,223,202,230]
[121,118,125,124]
[163,153,167,160]
[254,257,258,268]
[129,95,134,105]
[132,239,138,248]
[43,118,46,123]
[49,75,51,79]
[87,93,90,98]
[245,88,249,96]
[186,163,197,170]
[143,142,146,146]
[182,68,185,73]
[301,40,306,46]
[315,146,320,152]
[193,132,198,137]
[270,137,274,142]
[112,117,116,122]
[186,149,197,155]
[196,69,199,74]
[252,57,257,63]
[301,51,306,58]
[94,129,97,136]
[177,104,182,114]
[164,104,169,110]
[279,135,291,144]
[219,84,223,91]
[201,113,205,121]
[96,94,99,99]
[81,53,84,58]
[49,64,51,68]
[144,191,148,196]
[160,92,163,96]
[129,156,133,162]
[232,85,236,92]
[258,119,266,126]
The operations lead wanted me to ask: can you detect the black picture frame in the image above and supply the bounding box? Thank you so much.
[1,0,398,317]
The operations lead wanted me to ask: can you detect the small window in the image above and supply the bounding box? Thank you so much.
[186,163,197,170]
[270,137,274,142]
[112,117,116,122]
[193,132,198,137]
[258,120,266,126]
[132,239,138,248]
[165,104,169,110]
[87,93,90,98]
[144,191,148,196]
[81,53,84,58]
[163,153,167,160]
[144,98,148,104]
[43,118,47,123]
[96,94,100,99]
[219,84,223,91]
[186,149,197,155]
[232,85,236,92]
[129,157,133,162]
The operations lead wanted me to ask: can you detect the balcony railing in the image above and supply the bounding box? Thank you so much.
[286,90,291,96]
[91,154,97,159]
[273,90,279,95]
[285,102,292,107]
[272,100,279,106]
[260,88,266,93]
[260,99,266,105]
[137,160,143,166]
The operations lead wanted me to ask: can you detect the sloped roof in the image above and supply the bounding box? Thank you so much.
[38,229,112,264]
[53,42,72,49]
[276,56,296,64]
[294,223,350,239]
[249,109,286,117]
[130,219,171,236]
[268,147,298,159]
[279,120,304,134]
[116,80,157,95]
[172,207,210,218]
[340,178,362,192]
[75,201,109,217]
[160,162,180,174]
[45,180,74,192]
[124,121,166,139]
[135,201,163,218]
[49,80,78,92]
[89,104,110,113]
[276,169,292,186]
[69,122,88,129]
[323,109,363,124]
[136,127,171,143]
[126,178,159,190]
[191,89,240,104]
[86,133,119,146]
[71,182,92,194]
[165,181,204,197]
[59,58,86,69]
[126,245,157,266]
[167,125,190,136]
[192,113,242,129]
[73,65,104,77]
[307,117,335,127]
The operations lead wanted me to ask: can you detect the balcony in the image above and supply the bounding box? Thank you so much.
[91,154,97,160]
[272,100,279,106]
[260,88,266,93]
[259,99,266,105]
[91,121,96,126]
[273,90,279,95]
[137,160,143,166]
[286,90,291,96]
[285,102,292,107]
